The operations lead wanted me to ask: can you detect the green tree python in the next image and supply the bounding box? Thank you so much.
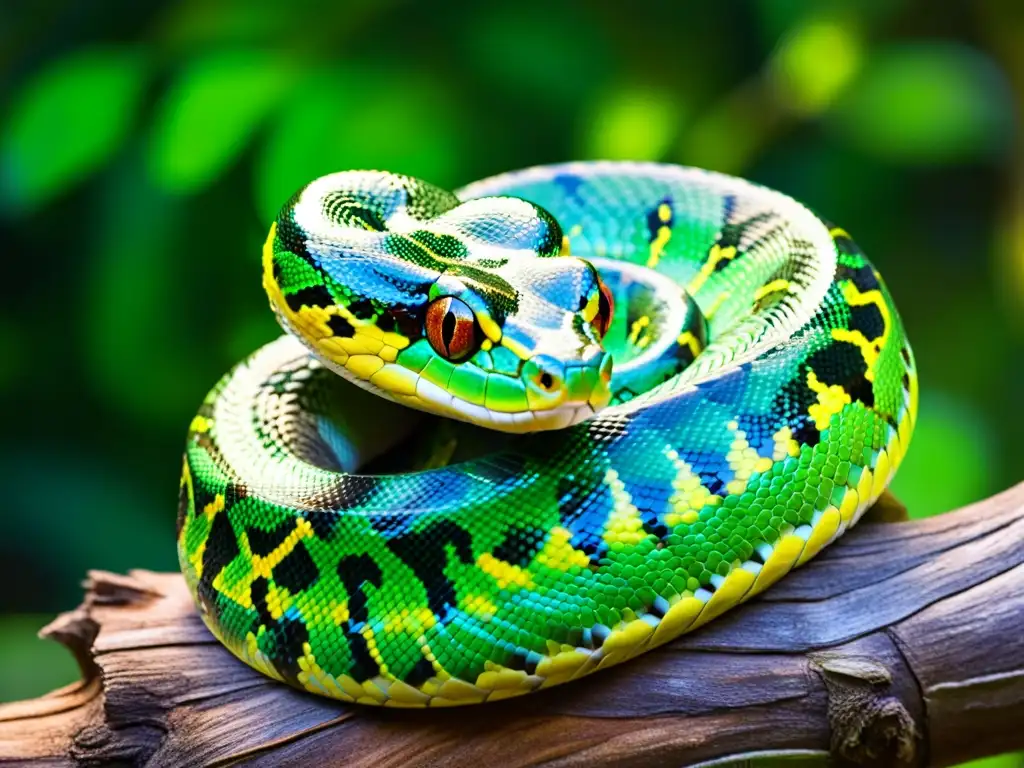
[177,162,917,707]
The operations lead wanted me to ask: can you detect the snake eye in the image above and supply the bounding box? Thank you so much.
[592,278,614,339]
[425,297,480,362]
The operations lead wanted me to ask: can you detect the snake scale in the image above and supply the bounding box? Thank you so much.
[177,162,917,707]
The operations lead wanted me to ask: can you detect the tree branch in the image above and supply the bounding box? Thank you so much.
[1,485,1022,767]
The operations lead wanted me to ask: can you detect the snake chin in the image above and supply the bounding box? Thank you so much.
[428,392,602,434]
[509,401,599,433]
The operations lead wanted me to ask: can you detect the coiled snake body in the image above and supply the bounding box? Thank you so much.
[177,162,917,707]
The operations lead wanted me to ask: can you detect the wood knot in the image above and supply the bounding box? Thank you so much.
[813,654,919,767]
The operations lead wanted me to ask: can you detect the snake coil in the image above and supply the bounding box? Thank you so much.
[177,162,916,707]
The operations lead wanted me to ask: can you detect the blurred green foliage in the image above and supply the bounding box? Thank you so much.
[0,3,1021,761]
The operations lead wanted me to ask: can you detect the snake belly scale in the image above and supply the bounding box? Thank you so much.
[177,162,917,707]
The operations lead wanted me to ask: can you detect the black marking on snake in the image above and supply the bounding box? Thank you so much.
[273,541,319,594]
[837,263,880,294]
[650,595,671,619]
[590,624,612,648]
[247,521,294,557]
[791,414,820,450]
[556,473,610,560]
[848,303,886,344]
[250,576,275,626]
[492,526,546,569]
[275,208,316,265]
[190,481,216,520]
[285,284,333,312]
[345,297,376,318]
[373,311,399,333]
[645,197,673,243]
[249,576,309,684]
[336,554,384,681]
[641,514,670,540]
[403,657,437,688]
[303,510,340,541]
[807,344,874,409]
[337,555,382,626]
[345,630,379,683]
[386,520,474,619]
[326,314,356,338]
[379,303,424,339]
[773,372,822,449]
[200,505,239,593]
[774,339,875,447]
[716,211,774,255]
[830,227,867,257]
[505,648,542,675]
[176,473,192,538]
[225,482,248,506]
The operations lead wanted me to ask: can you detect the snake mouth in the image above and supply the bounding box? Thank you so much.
[408,371,605,433]
[459,400,598,432]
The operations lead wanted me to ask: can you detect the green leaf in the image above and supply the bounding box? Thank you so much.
[255,68,466,222]
[582,86,682,161]
[769,16,863,115]
[464,4,608,107]
[148,51,298,194]
[84,164,210,425]
[0,47,146,214]
[828,43,1012,164]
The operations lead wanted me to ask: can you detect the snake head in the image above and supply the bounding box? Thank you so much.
[263,171,614,433]
[419,250,615,431]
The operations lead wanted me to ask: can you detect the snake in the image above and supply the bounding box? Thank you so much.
[177,162,917,707]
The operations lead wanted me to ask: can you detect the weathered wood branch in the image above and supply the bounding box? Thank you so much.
[1,485,1022,767]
